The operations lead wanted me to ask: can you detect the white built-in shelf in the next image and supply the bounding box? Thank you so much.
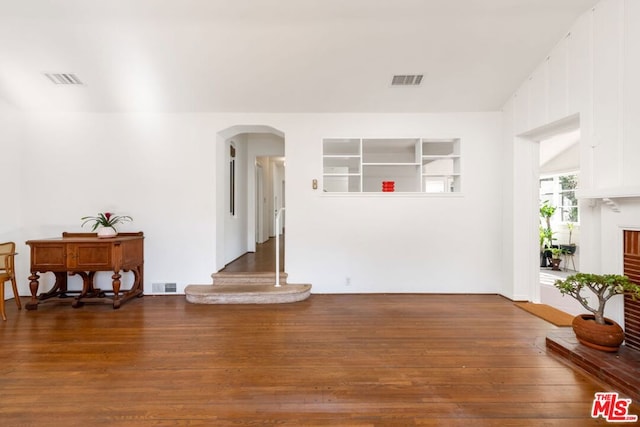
[423,172,461,175]
[575,187,640,213]
[322,138,461,193]
[363,163,421,166]
[576,187,640,199]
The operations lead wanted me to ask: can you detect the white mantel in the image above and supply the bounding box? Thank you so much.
[576,187,640,213]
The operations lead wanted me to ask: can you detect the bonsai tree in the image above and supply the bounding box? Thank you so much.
[554,273,640,325]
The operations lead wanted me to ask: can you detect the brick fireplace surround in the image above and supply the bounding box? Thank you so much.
[623,230,640,351]
[546,230,640,402]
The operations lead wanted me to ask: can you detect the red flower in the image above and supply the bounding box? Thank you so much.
[104,212,112,220]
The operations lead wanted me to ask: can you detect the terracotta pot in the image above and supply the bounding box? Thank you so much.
[572,314,624,352]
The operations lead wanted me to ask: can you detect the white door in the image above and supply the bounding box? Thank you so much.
[255,163,266,244]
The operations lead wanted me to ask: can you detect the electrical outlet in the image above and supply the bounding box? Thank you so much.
[345,277,351,286]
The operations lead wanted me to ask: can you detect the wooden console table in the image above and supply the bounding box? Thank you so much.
[25,232,144,310]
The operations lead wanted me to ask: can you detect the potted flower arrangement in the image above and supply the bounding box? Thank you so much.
[548,247,565,271]
[554,273,640,352]
[81,212,133,238]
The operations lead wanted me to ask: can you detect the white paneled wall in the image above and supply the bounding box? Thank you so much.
[502,0,640,316]
[509,0,639,191]
[527,61,549,130]
[548,37,569,121]
[592,0,623,188]
[566,11,592,130]
[513,82,529,136]
[623,0,640,185]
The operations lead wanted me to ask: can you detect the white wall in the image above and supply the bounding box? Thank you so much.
[15,111,502,296]
[502,0,640,325]
[255,156,274,243]
[0,98,23,300]
[273,160,285,236]
[224,134,248,264]
[283,113,502,293]
[0,99,21,238]
[20,113,218,294]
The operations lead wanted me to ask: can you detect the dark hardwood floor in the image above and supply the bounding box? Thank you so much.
[221,235,284,273]
[1,293,634,426]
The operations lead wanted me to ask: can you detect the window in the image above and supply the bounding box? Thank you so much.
[559,175,578,222]
[539,172,579,224]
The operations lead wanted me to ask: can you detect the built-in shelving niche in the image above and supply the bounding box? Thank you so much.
[322,138,461,193]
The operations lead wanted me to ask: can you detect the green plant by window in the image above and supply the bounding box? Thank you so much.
[539,201,556,248]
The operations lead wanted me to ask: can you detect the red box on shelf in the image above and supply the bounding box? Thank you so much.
[382,181,395,192]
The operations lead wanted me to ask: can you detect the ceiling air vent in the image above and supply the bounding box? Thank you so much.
[44,73,84,85]
[391,74,423,86]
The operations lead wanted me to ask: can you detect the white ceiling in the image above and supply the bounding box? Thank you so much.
[540,129,580,174]
[0,0,599,113]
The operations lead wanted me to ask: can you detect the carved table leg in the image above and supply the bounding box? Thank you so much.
[37,272,69,300]
[69,271,95,308]
[112,272,122,309]
[127,266,144,297]
[26,273,40,310]
[70,271,99,308]
[134,265,144,298]
[27,272,70,310]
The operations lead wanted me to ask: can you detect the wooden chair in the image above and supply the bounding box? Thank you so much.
[0,242,21,320]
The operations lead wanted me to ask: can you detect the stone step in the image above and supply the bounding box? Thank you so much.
[184,283,311,304]
[211,271,288,286]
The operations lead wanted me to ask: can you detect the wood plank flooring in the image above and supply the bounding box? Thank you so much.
[1,294,636,426]
[221,235,283,273]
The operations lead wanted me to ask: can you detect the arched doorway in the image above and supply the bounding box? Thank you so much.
[215,125,285,272]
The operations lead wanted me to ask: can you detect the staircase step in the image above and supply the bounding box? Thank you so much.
[185,283,311,304]
[212,271,288,286]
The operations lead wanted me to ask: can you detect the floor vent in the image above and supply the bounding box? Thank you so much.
[391,74,423,86]
[152,283,177,293]
[44,73,84,85]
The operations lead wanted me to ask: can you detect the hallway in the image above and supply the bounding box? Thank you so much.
[221,235,284,273]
